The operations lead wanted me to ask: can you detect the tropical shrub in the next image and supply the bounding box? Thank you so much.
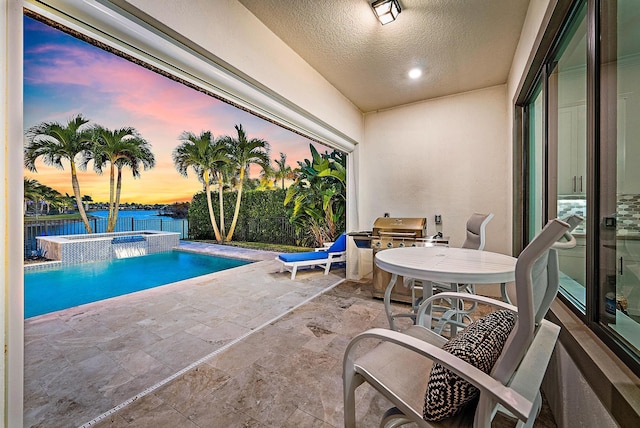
[285,144,346,246]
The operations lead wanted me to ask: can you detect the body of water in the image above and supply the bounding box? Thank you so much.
[24,251,250,318]
[89,209,175,221]
[25,210,189,255]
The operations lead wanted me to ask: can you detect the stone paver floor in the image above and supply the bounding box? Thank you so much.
[24,242,556,428]
[24,243,344,427]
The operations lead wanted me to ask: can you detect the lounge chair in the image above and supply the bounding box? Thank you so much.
[277,233,347,280]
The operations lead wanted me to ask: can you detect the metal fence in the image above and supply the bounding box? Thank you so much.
[232,216,300,245]
[24,217,189,256]
[24,215,300,256]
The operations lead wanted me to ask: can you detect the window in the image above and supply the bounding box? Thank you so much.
[551,2,588,312]
[526,82,545,242]
[519,0,640,375]
[598,0,640,354]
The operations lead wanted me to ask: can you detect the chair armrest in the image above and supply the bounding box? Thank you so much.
[415,292,517,326]
[327,251,346,259]
[344,328,534,422]
[314,242,335,252]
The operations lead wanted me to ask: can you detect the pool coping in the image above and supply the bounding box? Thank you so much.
[23,240,281,272]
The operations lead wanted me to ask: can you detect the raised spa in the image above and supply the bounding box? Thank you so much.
[36,230,180,264]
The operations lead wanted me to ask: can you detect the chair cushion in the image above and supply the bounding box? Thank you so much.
[423,310,516,421]
[327,233,347,253]
[278,251,328,263]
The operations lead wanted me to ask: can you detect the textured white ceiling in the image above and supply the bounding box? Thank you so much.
[238,0,531,113]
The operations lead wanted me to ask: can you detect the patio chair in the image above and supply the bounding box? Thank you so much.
[412,213,494,333]
[343,218,569,428]
[277,233,347,280]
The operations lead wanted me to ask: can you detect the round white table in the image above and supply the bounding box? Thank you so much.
[375,246,517,331]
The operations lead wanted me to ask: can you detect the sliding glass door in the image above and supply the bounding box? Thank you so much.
[521,0,640,372]
[600,0,640,350]
[551,2,588,312]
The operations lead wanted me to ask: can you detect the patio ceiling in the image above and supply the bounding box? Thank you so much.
[238,0,532,112]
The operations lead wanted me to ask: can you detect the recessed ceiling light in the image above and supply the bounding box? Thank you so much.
[408,68,422,79]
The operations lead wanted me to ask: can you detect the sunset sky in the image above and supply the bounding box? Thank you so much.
[23,15,325,205]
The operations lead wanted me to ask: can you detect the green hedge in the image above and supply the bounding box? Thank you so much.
[188,189,299,244]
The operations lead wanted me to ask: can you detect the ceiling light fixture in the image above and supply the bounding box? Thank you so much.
[408,68,422,79]
[371,0,401,25]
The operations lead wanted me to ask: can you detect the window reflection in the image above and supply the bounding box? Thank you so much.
[602,0,640,351]
[552,3,588,313]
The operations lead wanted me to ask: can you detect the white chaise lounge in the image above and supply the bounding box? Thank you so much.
[277,233,347,280]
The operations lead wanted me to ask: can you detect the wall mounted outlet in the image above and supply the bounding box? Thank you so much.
[435,214,442,225]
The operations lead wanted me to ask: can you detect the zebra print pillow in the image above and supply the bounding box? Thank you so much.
[423,310,516,421]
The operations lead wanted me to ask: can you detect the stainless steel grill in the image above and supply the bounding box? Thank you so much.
[350,217,448,303]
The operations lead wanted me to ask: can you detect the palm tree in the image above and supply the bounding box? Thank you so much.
[39,184,62,215]
[219,124,270,241]
[24,114,95,232]
[112,139,155,229]
[55,193,76,214]
[258,164,276,190]
[81,195,93,212]
[274,152,294,190]
[23,178,44,216]
[23,178,64,216]
[173,131,229,242]
[90,126,155,232]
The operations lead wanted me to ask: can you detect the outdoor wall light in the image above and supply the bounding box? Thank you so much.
[371,0,401,25]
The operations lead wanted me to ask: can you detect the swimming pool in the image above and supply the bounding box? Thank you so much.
[24,251,251,318]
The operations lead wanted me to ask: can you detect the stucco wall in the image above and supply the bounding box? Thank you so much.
[360,85,511,254]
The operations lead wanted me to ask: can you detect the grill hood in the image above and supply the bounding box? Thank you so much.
[372,217,427,238]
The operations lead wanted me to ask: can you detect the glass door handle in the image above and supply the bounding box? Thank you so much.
[619,256,624,276]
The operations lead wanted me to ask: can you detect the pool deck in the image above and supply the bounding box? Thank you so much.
[24,242,556,428]
[25,242,355,427]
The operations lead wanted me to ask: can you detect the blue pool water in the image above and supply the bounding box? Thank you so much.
[24,251,251,318]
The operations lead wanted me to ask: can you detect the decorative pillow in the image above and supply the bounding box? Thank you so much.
[423,310,517,421]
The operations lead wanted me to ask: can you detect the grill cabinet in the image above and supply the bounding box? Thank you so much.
[369,217,448,302]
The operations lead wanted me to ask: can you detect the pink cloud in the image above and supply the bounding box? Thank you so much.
[25,23,337,205]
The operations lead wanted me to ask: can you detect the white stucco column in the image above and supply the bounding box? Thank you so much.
[2,0,25,425]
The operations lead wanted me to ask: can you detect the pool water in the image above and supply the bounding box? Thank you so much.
[24,251,251,318]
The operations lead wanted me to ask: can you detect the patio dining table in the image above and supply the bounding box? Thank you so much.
[375,246,517,331]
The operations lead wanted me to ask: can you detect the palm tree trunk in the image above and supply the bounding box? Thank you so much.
[204,172,222,242]
[70,162,93,233]
[216,172,226,239]
[107,162,116,232]
[112,166,123,231]
[225,169,244,241]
